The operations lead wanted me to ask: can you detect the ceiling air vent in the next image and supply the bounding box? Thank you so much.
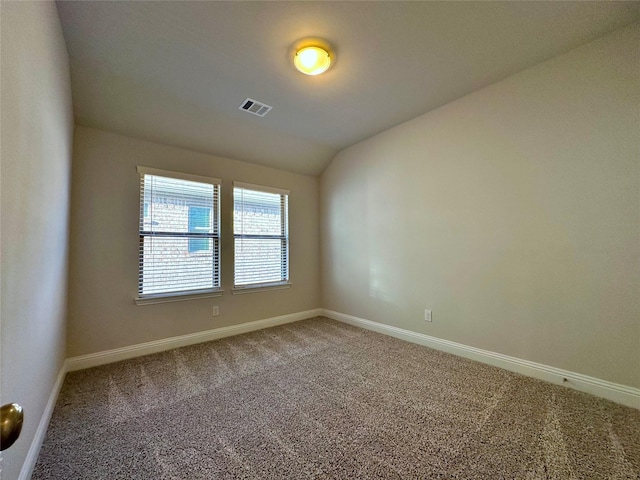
[239,98,272,117]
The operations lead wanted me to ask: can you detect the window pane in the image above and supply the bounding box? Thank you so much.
[143,176,215,234]
[234,237,284,285]
[234,188,282,236]
[141,236,217,294]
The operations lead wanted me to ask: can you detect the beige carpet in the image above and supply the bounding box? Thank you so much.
[32,317,639,479]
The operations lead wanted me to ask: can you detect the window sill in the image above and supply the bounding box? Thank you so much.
[232,283,291,295]
[135,289,224,306]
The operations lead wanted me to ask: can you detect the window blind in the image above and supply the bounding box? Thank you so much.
[138,166,221,297]
[233,182,289,288]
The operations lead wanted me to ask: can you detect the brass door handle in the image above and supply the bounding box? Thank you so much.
[1,403,23,451]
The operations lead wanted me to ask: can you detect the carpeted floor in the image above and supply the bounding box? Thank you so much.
[32,317,639,479]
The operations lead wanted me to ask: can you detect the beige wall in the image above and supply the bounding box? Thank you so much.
[67,126,320,356]
[0,2,74,478]
[320,24,640,388]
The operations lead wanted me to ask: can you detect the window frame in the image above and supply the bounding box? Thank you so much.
[135,166,223,305]
[232,181,290,292]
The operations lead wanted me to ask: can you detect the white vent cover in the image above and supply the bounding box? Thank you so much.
[239,98,272,117]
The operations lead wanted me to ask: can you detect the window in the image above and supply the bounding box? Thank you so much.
[188,206,211,253]
[137,166,221,301]
[233,182,289,289]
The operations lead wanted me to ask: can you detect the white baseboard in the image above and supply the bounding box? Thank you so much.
[322,309,640,410]
[18,363,67,480]
[66,308,323,372]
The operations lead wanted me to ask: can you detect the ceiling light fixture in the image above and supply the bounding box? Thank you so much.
[293,44,332,76]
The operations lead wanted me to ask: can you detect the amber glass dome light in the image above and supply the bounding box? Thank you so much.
[293,45,332,76]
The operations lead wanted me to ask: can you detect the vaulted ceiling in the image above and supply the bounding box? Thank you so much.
[56,1,640,175]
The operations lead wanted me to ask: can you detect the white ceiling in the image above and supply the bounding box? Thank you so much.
[56,1,640,176]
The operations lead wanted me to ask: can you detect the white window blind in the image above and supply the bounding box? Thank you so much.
[137,166,221,298]
[233,182,289,288]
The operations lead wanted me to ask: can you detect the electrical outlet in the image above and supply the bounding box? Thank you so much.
[424,309,432,322]
[212,306,219,317]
